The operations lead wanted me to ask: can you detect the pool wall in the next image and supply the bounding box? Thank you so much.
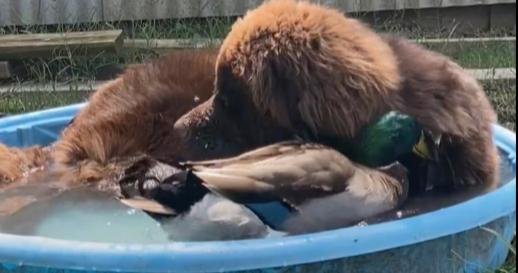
[0,105,515,273]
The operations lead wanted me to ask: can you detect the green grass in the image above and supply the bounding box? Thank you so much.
[425,41,516,69]
[483,80,516,131]
[0,91,90,114]
[494,238,516,273]
[498,263,516,273]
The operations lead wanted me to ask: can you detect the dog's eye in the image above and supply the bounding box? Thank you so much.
[202,136,223,152]
[216,91,245,116]
[218,95,230,109]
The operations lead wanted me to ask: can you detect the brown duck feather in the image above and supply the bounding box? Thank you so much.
[185,141,354,204]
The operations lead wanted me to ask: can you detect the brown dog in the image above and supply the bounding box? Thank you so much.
[176,0,499,190]
[1,1,499,193]
[0,49,219,185]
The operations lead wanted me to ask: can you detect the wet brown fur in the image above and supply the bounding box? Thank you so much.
[54,49,218,165]
[0,144,50,184]
[0,49,218,184]
[385,37,499,189]
[215,0,499,189]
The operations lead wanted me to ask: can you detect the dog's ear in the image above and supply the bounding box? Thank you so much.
[251,55,301,133]
[216,54,306,138]
[246,47,357,139]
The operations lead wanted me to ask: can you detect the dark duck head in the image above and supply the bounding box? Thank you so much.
[119,141,409,234]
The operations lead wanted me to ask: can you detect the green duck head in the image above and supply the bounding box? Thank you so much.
[351,111,428,167]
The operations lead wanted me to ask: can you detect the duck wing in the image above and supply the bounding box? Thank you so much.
[188,142,409,232]
[183,141,310,167]
[186,141,355,205]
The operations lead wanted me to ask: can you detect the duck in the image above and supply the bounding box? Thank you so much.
[347,111,425,167]
[118,141,409,234]
[337,111,454,194]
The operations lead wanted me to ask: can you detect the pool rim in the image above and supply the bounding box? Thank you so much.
[0,104,516,273]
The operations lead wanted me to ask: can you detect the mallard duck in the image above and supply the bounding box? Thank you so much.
[119,141,409,234]
[340,111,453,194]
[348,112,425,167]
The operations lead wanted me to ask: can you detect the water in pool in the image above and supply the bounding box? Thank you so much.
[0,187,169,243]
[0,150,514,243]
[366,149,516,224]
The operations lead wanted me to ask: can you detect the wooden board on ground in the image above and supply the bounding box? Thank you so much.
[124,38,222,54]
[0,62,11,79]
[124,37,516,54]
[416,37,516,44]
[0,81,105,93]
[468,68,516,81]
[0,30,124,60]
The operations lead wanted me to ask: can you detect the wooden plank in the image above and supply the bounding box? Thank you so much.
[0,30,124,60]
[123,37,516,52]
[416,37,516,44]
[467,68,516,80]
[416,37,516,51]
[124,38,222,54]
[0,81,105,93]
[0,62,11,80]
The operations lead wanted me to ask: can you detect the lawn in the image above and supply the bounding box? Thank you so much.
[424,41,516,69]
[484,80,516,131]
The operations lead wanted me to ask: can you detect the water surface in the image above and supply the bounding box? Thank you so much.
[0,150,514,242]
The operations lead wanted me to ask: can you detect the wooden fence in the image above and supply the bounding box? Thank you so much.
[0,0,515,26]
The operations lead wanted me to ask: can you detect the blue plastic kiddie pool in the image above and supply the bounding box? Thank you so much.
[0,104,515,273]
